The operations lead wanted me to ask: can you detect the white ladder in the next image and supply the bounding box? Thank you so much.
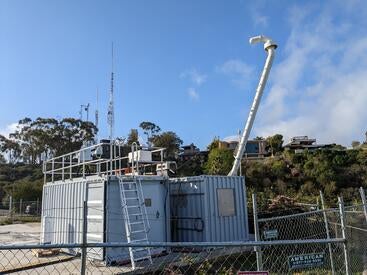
[118,176,152,269]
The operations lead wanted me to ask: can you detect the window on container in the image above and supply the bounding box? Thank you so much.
[145,198,152,207]
[217,188,236,216]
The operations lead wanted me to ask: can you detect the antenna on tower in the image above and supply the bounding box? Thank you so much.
[79,103,90,121]
[107,42,115,172]
[85,103,90,121]
[95,88,99,142]
[107,43,115,141]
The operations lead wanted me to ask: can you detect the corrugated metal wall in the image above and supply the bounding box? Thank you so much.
[41,177,90,254]
[170,175,249,242]
[170,176,205,242]
[204,176,249,242]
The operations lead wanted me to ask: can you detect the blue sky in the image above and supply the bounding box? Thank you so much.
[1,0,367,149]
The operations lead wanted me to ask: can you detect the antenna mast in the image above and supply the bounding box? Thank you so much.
[107,43,115,141]
[107,43,115,173]
[95,88,99,142]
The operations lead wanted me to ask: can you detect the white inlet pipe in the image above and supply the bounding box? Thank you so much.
[228,35,277,176]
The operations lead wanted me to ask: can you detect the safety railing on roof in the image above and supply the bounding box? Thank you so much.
[42,140,167,183]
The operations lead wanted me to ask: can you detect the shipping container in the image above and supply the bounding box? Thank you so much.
[169,175,249,242]
[41,175,170,264]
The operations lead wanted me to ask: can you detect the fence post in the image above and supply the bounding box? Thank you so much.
[338,196,350,275]
[36,198,40,215]
[320,191,335,275]
[252,193,263,271]
[8,196,13,221]
[19,199,23,216]
[81,200,87,275]
[359,187,367,224]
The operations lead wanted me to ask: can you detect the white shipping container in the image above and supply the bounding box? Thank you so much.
[41,175,170,264]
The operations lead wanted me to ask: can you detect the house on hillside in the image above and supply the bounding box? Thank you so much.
[218,139,268,159]
[283,136,333,153]
[179,143,208,162]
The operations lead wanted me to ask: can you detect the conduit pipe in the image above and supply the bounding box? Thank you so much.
[228,35,277,176]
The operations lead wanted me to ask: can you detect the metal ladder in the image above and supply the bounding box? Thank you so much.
[118,176,152,269]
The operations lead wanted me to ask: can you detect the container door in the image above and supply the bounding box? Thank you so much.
[86,179,105,260]
[143,183,167,242]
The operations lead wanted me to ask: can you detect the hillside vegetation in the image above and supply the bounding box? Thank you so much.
[0,118,366,206]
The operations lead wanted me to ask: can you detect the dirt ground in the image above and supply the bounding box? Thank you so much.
[0,222,41,244]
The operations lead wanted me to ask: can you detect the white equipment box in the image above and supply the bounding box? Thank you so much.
[128,150,152,163]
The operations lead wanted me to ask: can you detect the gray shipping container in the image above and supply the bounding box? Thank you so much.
[41,175,170,264]
[169,175,249,242]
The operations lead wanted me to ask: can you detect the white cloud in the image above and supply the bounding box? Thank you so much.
[0,123,18,138]
[187,87,199,101]
[217,59,253,89]
[254,2,367,146]
[180,69,207,86]
[252,12,268,27]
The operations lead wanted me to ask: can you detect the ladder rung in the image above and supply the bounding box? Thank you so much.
[127,205,141,209]
[130,230,146,234]
[129,221,144,225]
[131,248,149,252]
[130,239,148,243]
[123,189,138,192]
[130,213,143,216]
[121,181,136,185]
[134,255,152,262]
[125,197,139,200]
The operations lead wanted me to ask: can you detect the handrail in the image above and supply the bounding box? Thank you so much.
[43,139,169,183]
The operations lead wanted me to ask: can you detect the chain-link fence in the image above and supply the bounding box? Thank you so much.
[342,187,367,274]
[0,189,366,274]
[0,239,348,274]
[0,197,41,225]
[250,188,367,275]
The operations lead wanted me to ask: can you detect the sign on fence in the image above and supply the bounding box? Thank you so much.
[288,252,325,270]
[263,229,278,239]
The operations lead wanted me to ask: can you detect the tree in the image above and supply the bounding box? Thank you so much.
[4,179,43,201]
[207,137,220,151]
[139,121,161,146]
[127,129,140,146]
[7,117,97,163]
[150,131,183,160]
[0,135,21,163]
[266,134,284,156]
[177,155,204,176]
[204,148,233,175]
[351,141,360,149]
